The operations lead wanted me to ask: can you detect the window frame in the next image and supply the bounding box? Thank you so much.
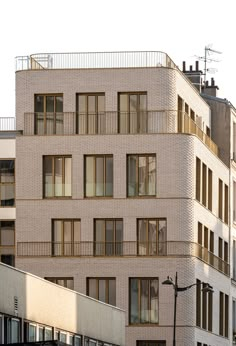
[34,94,63,135]
[118,92,147,134]
[0,159,15,207]
[84,155,113,198]
[129,277,159,325]
[45,277,74,290]
[94,218,123,256]
[127,154,156,197]
[43,155,72,198]
[87,277,116,306]
[51,219,80,256]
[76,93,105,134]
[137,218,167,256]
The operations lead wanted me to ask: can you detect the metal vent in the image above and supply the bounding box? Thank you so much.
[14,296,18,316]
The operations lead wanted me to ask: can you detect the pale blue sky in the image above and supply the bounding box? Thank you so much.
[1,0,236,117]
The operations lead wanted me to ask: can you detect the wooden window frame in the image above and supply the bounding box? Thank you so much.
[76,93,105,134]
[86,277,116,306]
[51,219,80,256]
[34,94,63,135]
[129,277,159,325]
[45,277,74,289]
[118,92,147,134]
[43,155,72,198]
[94,218,123,256]
[127,154,156,197]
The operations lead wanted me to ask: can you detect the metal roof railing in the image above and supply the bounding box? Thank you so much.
[15,51,177,71]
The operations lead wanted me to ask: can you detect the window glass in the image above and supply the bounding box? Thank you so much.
[45,327,52,340]
[128,155,156,197]
[29,324,36,342]
[0,221,15,246]
[44,157,53,197]
[98,279,106,303]
[0,160,14,183]
[96,157,104,196]
[39,327,44,341]
[11,319,20,343]
[130,278,159,324]
[86,157,95,197]
[87,278,116,306]
[60,332,67,343]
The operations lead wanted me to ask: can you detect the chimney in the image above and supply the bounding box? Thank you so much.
[202,78,219,97]
[195,61,199,71]
[182,61,186,72]
[182,61,203,92]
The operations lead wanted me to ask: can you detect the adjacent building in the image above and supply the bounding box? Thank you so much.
[0,262,125,345]
[1,51,235,345]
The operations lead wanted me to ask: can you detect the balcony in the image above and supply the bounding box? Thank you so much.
[17,241,229,276]
[23,111,218,156]
[15,51,176,71]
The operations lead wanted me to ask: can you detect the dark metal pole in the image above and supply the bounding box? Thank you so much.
[173,272,178,346]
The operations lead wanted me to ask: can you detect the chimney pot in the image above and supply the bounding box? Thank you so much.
[190,65,192,71]
[195,61,199,71]
[182,61,186,72]
[211,77,215,86]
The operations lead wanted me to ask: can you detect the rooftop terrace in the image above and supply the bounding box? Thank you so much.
[15,51,177,71]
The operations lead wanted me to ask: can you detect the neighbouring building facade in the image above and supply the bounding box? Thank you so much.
[0,262,125,345]
[1,51,236,345]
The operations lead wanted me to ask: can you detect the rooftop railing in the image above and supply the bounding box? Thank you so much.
[0,117,16,131]
[17,241,229,276]
[23,110,218,156]
[15,51,177,71]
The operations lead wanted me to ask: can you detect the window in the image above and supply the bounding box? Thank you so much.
[6,318,20,343]
[137,342,166,346]
[195,158,212,211]
[76,93,105,134]
[0,160,14,207]
[127,154,156,197]
[87,278,116,306]
[137,219,167,256]
[224,184,229,224]
[85,155,113,197]
[218,179,223,220]
[52,219,80,256]
[233,299,236,342]
[44,156,71,198]
[233,240,236,281]
[219,291,229,337]
[196,279,213,331]
[0,221,15,266]
[233,181,236,223]
[35,94,63,135]
[129,278,158,324]
[94,219,123,256]
[45,277,74,290]
[38,326,53,341]
[233,122,236,161]
[118,92,147,134]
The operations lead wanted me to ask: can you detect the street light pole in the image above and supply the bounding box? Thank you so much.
[162,272,213,346]
[173,272,177,346]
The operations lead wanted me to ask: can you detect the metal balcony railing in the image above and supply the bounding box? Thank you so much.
[23,110,218,156]
[16,241,229,276]
[0,117,16,131]
[15,51,176,71]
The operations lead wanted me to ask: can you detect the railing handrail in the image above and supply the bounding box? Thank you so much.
[24,110,218,156]
[15,51,177,71]
[16,240,229,276]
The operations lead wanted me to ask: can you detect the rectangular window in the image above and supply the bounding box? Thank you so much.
[127,154,156,197]
[129,278,158,324]
[233,122,236,161]
[196,158,201,202]
[225,294,229,337]
[224,184,229,224]
[87,278,116,306]
[137,219,167,256]
[35,94,63,135]
[76,93,105,134]
[0,160,15,207]
[118,92,147,134]
[52,219,80,256]
[44,156,71,198]
[85,155,113,197]
[6,318,20,343]
[208,169,212,211]
[234,240,236,281]
[219,292,224,336]
[202,163,207,207]
[45,277,74,290]
[202,283,207,330]
[94,219,123,256]
[208,289,213,332]
[218,179,223,220]
[234,181,236,222]
[0,221,15,266]
[137,342,166,346]
[233,299,236,342]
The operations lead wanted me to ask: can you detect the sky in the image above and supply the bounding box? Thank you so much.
[1,0,236,118]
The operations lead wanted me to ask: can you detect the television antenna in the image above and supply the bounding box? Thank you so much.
[195,44,222,85]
